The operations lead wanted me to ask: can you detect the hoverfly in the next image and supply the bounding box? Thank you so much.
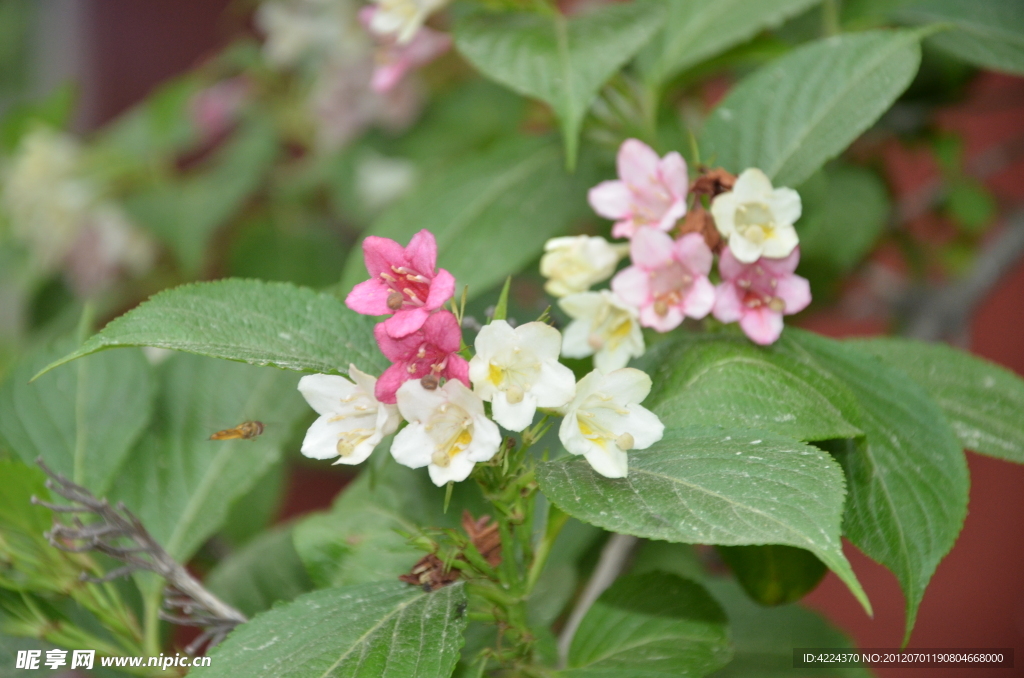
[209,420,265,441]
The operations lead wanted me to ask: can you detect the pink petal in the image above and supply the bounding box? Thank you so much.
[384,307,430,338]
[682,276,715,319]
[372,63,407,93]
[363,236,407,277]
[654,198,687,232]
[588,181,632,219]
[375,363,409,404]
[374,322,417,361]
[446,354,470,388]
[617,139,660,187]
[425,268,455,310]
[358,5,376,27]
[739,307,784,345]
[761,246,802,276]
[717,246,747,281]
[673,233,712,275]
[405,229,437,275]
[346,278,392,316]
[776,274,811,314]
[403,28,452,67]
[610,266,650,307]
[630,226,674,269]
[640,304,683,332]
[422,310,462,353]
[658,152,688,199]
[611,219,639,239]
[712,282,743,323]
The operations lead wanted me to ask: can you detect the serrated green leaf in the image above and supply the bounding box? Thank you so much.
[110,353,308,563]
[193,581,467,678]
[205,526,314,618]
[716,545,826,606]
[637,0,822,89]
[36,279,386,379]
[0,337,154,495]
[643,335,863,442]
[701,30,922,187]
[784,329,967,642]
[852,338,1024,463]
[897,0,1024,75]
[340,138,591,300]
[454,3,665,166]
[564,572,732,678]
[537,427,871,615]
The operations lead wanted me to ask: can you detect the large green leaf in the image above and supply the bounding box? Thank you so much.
[784,330,968,642]
[110,353,308,563]
[205,526,314,618]
[716,545,826,606]
[564,572,732,678]
[37,279,386,379]
[340,138,592,300]
[700,30,922,187]
[124,113,278,272]
[537,427,871,614]
[193,581,467,678]
[453,2,665,166]
[0,338,154,495]
[897,0,1024,75]
[852,338,1024,463]
[637,0,822,89]
[643,334,862,442]
[796,165,890,276]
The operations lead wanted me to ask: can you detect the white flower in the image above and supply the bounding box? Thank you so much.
[559,290,645,373]
[392,378,501,486]
[710,168,801,264]
[558,368,664,479]
[540,235,629,297]
[298,365,400,465]
[469,320,576,432]
[255,0,365,68]
[369,0,449,44]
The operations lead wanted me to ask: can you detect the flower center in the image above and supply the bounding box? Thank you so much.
[379,265,431,310]
[736,264,785,312]
[336,429,374,457]
[576,395,633,450]
[426,404,474,468]
[649,261,694,316]
[735,202,775,243]
[487,355,539,402]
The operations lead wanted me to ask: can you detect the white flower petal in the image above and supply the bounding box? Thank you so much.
[428,453,476,486]
[298,374,356,416]
[514,321,562,360]
[492,391,537,432]
[761,223,800,260]
[390,424,433,469]
[599,368,652,404]
[728,232,765,264]
[623,404,665,450]
[583,445,629,479]
[710,192,739,237]
[733,168,774,201]
[395,379,447,423]
[531,361,576,408]
[560,318,595,359]
[466,413,503,461]
[767,187,802,226]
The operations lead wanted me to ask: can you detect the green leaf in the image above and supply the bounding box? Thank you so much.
[537,427,871,614]
[293,466,434,589]
[341,138,592,301]
[897,0,1024,75]
[453,2,665,166]
[704,578,870,678]
[564,572,732,678]
[123,113,278,272]
[110,353,308,563]
[643,335,863,442]
[205,526,314,618]
[701,30,922,187]
[36,279,387,379]
[851,338,1024,463]
[797,165,890,275]
[637,0,822,89]
[0,337,154,495]
[0,459,69,593]
[784,329,968,642]
[193,581,467,678]
[716,545,827,606]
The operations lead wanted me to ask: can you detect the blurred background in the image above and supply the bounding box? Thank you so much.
[0,1,1022,676]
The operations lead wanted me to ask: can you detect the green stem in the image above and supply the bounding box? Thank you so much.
[525,507,569,595]
[822,0,840,36]
[142,585,162,657]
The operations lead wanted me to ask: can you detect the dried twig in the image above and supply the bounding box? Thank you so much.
[31,459,246,651]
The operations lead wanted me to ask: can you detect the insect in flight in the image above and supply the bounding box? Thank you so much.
[209,420,265,441]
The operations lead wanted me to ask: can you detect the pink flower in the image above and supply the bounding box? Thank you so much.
[713,247,811,346]
[611,228,715,332]
[360,7,451,93]
[374,310,469,404]
[189,78,249,141]
[346,229,456,338]
[588,139,688,239]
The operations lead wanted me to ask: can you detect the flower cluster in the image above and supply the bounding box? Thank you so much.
[297,229,664,484]
[542,139,811,347]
